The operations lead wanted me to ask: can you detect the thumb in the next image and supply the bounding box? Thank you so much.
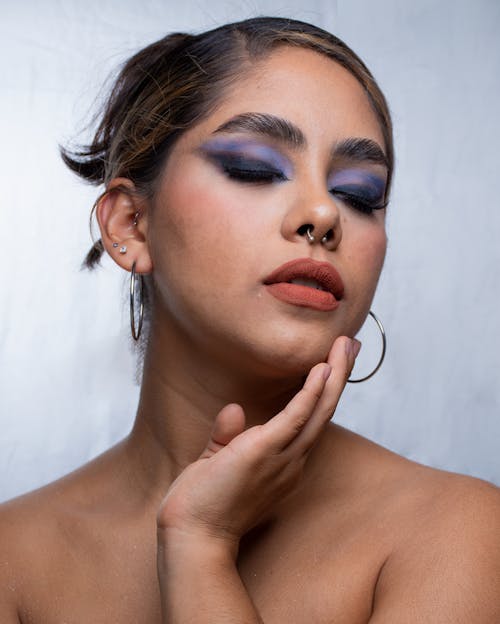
[200,403,246,459]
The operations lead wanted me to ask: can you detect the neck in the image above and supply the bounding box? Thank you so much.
[123,313,308,507]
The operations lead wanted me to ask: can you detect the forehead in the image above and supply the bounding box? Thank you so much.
[186,46,385,149]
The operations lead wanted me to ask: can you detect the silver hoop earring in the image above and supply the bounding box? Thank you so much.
[347,310,386,383]
[130,261,144,341]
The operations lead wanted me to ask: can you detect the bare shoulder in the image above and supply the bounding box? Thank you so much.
[0,482,66,621]
[330,422,499,506]
[323,425,500,621]
[383,452,500,560]
[0,497,24,621]
[335,423,500,544]
[376,471,500,621]
[330,426,500,622]
[0,440,130,620]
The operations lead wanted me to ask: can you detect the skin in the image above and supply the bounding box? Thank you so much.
[1,46,499,623]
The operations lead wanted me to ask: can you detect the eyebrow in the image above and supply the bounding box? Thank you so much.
[212,112,388,169]
[333,137,389,169]
[213,112,306,148]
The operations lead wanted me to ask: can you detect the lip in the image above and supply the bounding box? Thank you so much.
[263,258,344,312]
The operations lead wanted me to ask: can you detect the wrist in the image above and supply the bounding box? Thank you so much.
[157,527,262,624]
[157,525,239,566]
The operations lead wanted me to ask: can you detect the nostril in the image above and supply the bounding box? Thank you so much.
[322,230,333,242]
[297,224,313,236]
[296,225,339,247]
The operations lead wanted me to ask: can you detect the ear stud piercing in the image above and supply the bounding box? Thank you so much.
[111,212,139,253]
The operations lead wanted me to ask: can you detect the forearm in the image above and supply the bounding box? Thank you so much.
[157,530,263,624]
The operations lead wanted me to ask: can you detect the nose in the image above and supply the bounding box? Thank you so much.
[281,187,342,252]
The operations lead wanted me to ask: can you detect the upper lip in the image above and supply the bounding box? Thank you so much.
[263,258,345,299]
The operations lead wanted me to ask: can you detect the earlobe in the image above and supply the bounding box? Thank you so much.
[96,177,153,274]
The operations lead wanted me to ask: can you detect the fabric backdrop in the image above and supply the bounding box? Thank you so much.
[1,0,499,502]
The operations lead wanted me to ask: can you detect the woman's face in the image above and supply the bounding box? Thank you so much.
[147,46,388,377]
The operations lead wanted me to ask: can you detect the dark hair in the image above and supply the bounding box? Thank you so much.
[62,16,394,359]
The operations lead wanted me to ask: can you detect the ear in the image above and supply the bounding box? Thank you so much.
[96,178,153,274]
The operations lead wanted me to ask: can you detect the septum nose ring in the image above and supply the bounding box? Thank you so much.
[306,227,329,245]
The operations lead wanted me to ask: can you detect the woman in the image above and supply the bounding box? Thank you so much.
[1,16,498,623]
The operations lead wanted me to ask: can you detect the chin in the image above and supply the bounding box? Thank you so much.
[235,329,334,380]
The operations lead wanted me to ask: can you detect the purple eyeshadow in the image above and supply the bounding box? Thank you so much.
[328,169,386,202]
[199,138,293,178]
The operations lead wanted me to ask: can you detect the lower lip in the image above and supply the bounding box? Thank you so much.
[264,283,340,311]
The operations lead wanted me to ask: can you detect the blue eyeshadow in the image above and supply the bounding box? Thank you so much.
[328,169,386,203]
[200,138,293,178]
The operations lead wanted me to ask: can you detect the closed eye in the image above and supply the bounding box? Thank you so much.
[207,154,288,184]
[330,189,387,215]
[223,165,287,183]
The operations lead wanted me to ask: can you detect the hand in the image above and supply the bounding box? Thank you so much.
[156,336,360,554]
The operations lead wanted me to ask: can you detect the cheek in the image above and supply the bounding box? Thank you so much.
[340,221,386,337]
[346,218,387,294]
[153,166,217,244]
[155,155,265,238]
[149,162,262,308]
[151,162,233,275]
[360,226,387,274]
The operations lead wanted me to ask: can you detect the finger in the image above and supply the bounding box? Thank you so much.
[287,336,360,455]
[199,403,246,459]
[262,362,332,451]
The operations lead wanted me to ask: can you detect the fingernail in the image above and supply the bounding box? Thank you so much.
[323,364,332,381]
[353,339,362,358]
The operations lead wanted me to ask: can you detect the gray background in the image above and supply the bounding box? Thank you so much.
[1,0,499,503]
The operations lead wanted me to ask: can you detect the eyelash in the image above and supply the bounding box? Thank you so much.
[222,165,287,183]
[222,166,386,215]
[331,191,388,215]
